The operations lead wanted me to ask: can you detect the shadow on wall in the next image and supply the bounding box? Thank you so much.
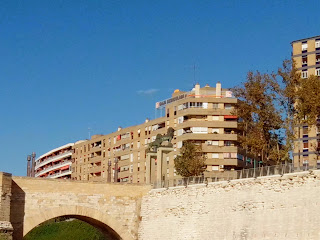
[10,181,25,239]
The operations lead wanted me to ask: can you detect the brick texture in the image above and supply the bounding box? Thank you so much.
[138,171,320,240]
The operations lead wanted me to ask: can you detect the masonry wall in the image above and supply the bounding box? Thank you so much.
[0,172,13,240]
[10,177,151,240]
[138,170,320,240]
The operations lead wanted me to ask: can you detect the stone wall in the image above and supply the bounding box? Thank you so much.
[138,170,320,240]
[0,173,13,240]
[10,177,151,240]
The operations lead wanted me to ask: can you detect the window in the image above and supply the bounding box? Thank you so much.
[212,153,219,159]
[316,55,320,63]
[191,127,208,133]
[212,128,220,134]
[212,166,219,171]
[207,140,219,146]
[302,42,308,52]
[212,116,219,121]
[303,142,308,149]
[301,70,308,79]
[316,68,320,76]
[224,104,232,109]
[212,103,219,109]
[302,56,307,65]
[189,102,203,108]
[203,102,208,109]
[316,40,320,49]
[223,152,237,158]
[303,126,308,134]
[177,116,184,124]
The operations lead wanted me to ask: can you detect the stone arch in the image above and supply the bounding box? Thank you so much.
[23,205,134,240]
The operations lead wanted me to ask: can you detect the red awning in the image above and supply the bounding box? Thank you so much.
[224,115,238,119]
[60,165,70,171]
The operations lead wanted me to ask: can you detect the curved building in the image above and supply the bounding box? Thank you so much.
[35,143,74,179]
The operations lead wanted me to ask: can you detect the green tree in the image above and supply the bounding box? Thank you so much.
[174,141,206,177]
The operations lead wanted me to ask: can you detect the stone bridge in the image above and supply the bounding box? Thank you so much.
[0,173,151,240]
[2,170,320,240]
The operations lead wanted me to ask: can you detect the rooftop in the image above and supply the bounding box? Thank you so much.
[291,35,320,45]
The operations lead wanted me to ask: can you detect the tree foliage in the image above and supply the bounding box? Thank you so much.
[174,141,206,177]
[232,71,285,164]
[234,59,320,164]
[24,219,108,240]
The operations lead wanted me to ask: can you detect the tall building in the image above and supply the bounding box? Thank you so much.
[292,35,320,169]
[34,143,74,179]
[71,83,257,183]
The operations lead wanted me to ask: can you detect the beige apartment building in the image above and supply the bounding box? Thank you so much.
[71,83,257,184]
[292,35,320,168]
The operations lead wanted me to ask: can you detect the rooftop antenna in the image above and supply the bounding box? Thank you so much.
[193,63,197,85]
[88,127,91,139]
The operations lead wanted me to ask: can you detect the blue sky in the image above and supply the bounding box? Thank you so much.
[1,0,320,176]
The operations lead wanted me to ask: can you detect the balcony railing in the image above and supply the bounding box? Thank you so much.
[35,150,72,169]
[35,161,71,177]
[152,163,318,189]
[47,169,72,179]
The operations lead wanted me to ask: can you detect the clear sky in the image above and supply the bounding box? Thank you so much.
[1,0,320,176]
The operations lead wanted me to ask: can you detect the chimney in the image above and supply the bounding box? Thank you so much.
[31,152,36,177]
[216,82,221,98]
[195,83,200,98]
[117,126,122,131]
[27,155,31,177]
[145,118,149,123]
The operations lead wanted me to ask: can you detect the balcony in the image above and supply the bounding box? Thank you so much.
[178,120,237,129]
[35,150,72,170]
[178,133,237,141]
[47,169,72,179]
[206,158,240,166]
[201,144,239,153]
[35,161,71,177]
[88,165,102,174]
[88,156,103,163]
[177,108,233,117]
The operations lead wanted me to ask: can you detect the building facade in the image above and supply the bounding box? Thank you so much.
[292,35,320,168]
[34,143,74,179]
[71,83,257,184]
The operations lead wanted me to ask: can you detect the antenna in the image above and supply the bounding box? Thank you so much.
[193,63,197,84]
[88,127,91,139]
[185,64,199,86]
